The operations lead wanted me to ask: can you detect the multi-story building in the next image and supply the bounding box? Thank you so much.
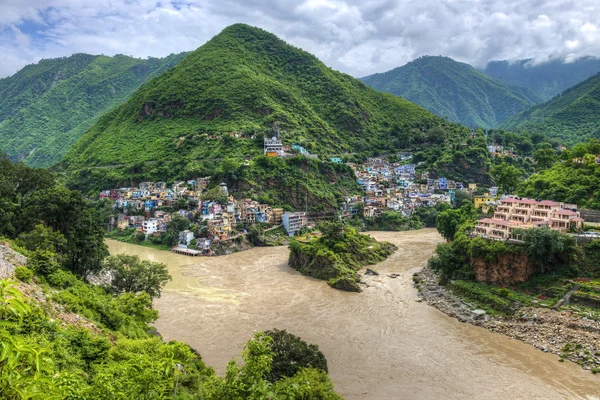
[473,197,584,240]
[142,218,159,235]
[282,212,307,236]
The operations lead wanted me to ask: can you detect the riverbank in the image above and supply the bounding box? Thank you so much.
[106,226,290,256]
[416,265,600,374]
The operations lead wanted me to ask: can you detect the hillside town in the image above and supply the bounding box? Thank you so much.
[98,149,509,257]
[98,127,591,256]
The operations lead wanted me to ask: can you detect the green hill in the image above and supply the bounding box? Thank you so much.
[0,52,187,167]
[503,72,600,144]
[360,56,542,129]
[484,57,600,100]
[59,24,473,192]
[518,139,600,209]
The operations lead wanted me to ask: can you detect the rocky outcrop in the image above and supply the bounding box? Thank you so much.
[471,251,535,285]
[211,237,254,256]
[288,250,339,281]
[0,243,27,279]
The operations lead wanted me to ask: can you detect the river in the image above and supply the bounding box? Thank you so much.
[106,229,600,399]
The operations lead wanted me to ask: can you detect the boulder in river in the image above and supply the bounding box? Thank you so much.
[365,268,379,276]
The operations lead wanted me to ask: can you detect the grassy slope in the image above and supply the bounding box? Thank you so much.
[504,73,600,145]
[361,56,542,129]
[59,25,469,177]
[0,52,187,167]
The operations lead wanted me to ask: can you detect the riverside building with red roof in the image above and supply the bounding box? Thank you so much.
[473,196,584,240]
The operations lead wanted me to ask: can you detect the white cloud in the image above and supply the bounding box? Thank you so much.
[1,0,600,78]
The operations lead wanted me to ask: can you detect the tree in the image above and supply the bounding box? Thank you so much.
[16,224,67,255]
[28,250,61,276]
[533,146,557,170]
[319,221,345,242]
[163,214,190,247]
[104,254,172,299]
[492,162,523,194]
[520,228,577,273]
[26,187,108,276]
[264,329,328,383]
[436,200,478,241]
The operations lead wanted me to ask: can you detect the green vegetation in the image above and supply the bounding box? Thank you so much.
[361,56,542,128]
[103,254,171,299]
[0,155,107,277]
[0,277,342,399]
[211,155,363,211]
[504,72,600,145]
[361,206,448,231]
[60,24,473,195]
[289,221,397,291]
[106,228,171,251]
[518,139,600,209]
[0,52,187,167]
[264,329,328,383]
[484,57,600,101]
[427,199,590,315]
[0,156,342,398]
[430,201,577,281]
[14,266,33,283]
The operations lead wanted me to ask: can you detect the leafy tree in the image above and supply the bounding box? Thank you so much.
[436,200,478,241]
[25,187,108,276]
[264,329,328,383]
[162,214,191,247]
[492,162,523,194]
[28,250,61,276]
[533,146,558,170]
[519,228,577,273]
[16,224,67,255]
[104,254,172,299]
[319,221,345,242]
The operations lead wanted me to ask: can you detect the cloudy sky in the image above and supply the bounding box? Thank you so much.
[1,0,599,78]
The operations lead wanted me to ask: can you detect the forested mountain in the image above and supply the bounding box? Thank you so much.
[503,72,600,145]
[0,52,187,167]
[60,24,476,192]
[361,56,542,129]
[484,57,600,100]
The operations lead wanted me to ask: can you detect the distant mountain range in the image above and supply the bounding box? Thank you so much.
[504,71,600,144]
[0,52,187,167]
[484,57,600,101]
[360,56,543,129]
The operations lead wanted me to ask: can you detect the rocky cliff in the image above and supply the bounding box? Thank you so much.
[0,243,27,279]
[471,251,535,285]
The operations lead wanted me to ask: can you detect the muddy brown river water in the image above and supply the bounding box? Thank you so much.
[106,229,600,399]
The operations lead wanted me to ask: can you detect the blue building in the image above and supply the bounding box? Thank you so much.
[292,144,310,155]
[439,177,447,190]
[330,157,343,164]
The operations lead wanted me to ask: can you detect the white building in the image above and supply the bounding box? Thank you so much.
[282,212,307,236]
[178,230,195,246]
[142,218,159,235]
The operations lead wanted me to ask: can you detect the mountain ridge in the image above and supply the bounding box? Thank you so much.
[0,52,187,167]
[360,56,542,129]
[59,24,473,192]
[503,71,600,144]
[483,57,600,100]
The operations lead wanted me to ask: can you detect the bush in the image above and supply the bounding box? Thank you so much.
[263,329,328,383]
[135,231,146,242]
[28,249,60,276]
[15,266,33,282]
